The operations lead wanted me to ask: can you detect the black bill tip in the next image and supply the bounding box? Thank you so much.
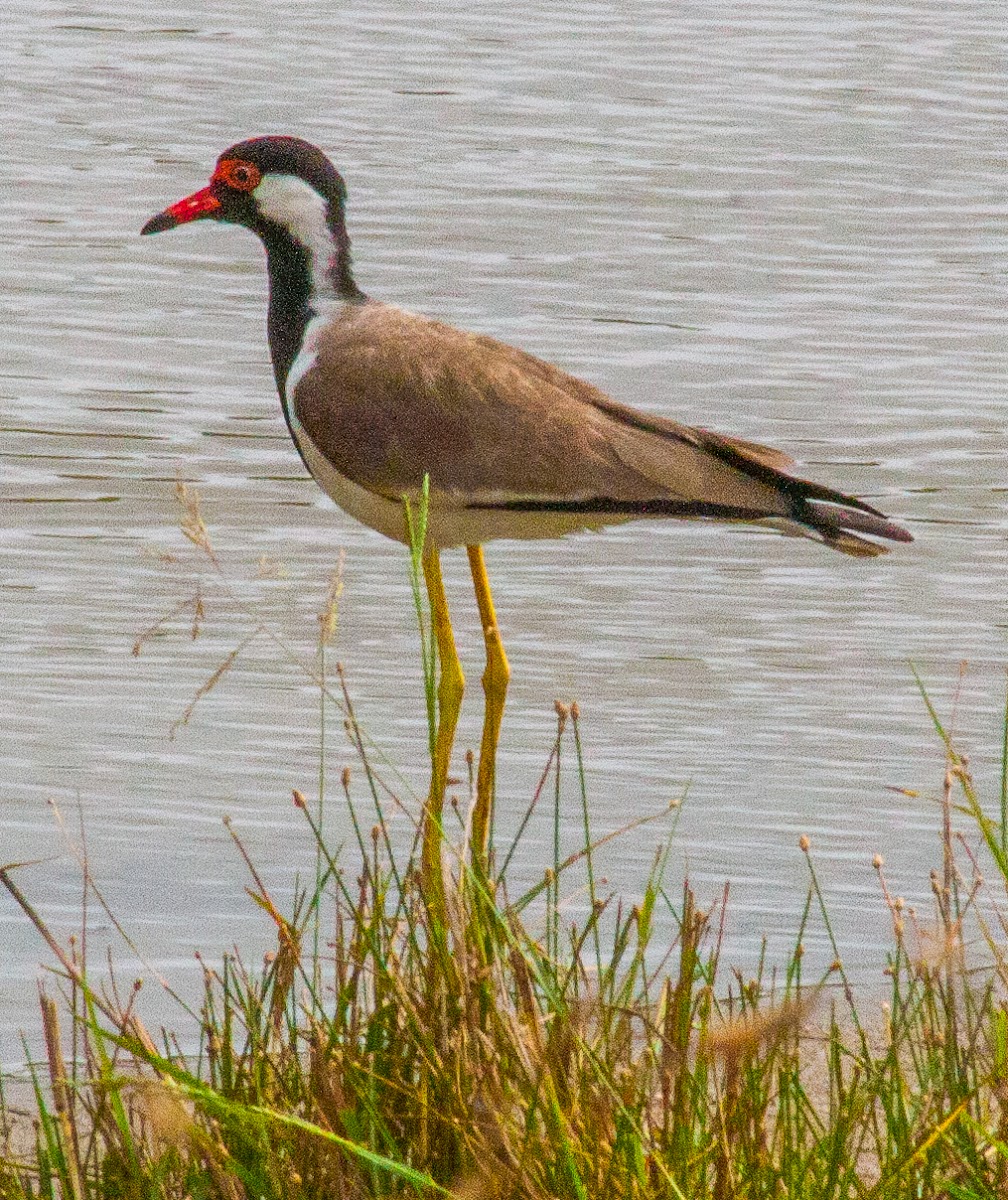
[140,211,178,235]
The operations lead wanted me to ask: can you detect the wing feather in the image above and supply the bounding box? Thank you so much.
[291,302,794,519]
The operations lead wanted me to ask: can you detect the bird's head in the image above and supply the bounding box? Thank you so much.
[141,135,348,243]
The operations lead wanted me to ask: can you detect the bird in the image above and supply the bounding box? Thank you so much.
[141,135,912,889]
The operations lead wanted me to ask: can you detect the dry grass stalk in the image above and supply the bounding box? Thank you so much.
[168,628,260,738]
[318,549,346,647]
[39,988,83,1200]
[131,590,204,656]
[175,477,219,567]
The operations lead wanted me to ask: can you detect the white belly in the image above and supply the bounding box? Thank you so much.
[292,424,409,541]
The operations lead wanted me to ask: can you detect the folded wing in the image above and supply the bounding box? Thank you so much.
[289,302,911,557]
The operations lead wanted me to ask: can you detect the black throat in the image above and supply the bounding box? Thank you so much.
[257,210,365,404]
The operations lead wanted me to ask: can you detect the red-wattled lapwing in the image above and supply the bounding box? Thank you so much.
[141,135,912,872]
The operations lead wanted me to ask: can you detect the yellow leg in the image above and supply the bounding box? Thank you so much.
[421,551,465,908]
[467,544,510,864]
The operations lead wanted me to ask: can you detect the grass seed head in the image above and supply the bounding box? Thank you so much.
[702,994,813,1067]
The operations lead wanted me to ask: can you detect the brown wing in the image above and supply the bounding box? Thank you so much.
[289,300,911,555]
[292,302,793,514]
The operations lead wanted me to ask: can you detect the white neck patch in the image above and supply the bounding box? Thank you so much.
[253,173,339,298]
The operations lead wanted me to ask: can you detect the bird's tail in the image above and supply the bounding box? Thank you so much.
[798,499,913,558]
[697,430,912,558]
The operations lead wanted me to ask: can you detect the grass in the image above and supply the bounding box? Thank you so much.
[3,491,1008,1197]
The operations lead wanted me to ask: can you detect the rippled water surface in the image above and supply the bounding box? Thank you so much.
[3,1,1008,1059]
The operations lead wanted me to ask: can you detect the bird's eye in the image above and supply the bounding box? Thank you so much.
[214,158,261,192]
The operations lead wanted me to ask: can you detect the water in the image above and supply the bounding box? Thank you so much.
[3,0,1007,1062]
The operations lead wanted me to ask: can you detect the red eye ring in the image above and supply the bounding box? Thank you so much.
[213,158,261,192]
